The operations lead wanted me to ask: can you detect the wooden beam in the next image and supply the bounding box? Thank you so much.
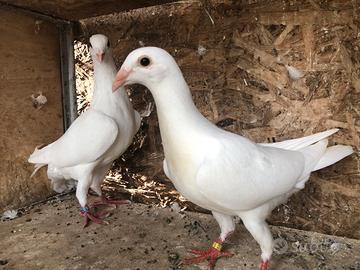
[59,22,78,130]
[0,1,68,23]
[0,0,179,20]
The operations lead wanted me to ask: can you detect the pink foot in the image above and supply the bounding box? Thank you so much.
[260,260,269,270]
[182,239,233,269]
[92,197,130,207]
[80,206,109,228]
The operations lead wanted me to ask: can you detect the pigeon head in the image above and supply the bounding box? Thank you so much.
[112,47,179,92]
[89,34,111,63]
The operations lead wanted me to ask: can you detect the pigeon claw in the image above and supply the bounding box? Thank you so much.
[182,240,233,270]
[80,206,110,228]
[259,260,269,270]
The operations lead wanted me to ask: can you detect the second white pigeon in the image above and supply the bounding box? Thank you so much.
[28,34,141,226]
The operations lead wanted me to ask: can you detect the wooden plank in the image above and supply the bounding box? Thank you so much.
[0,8,63,211]
[0,0,179,20]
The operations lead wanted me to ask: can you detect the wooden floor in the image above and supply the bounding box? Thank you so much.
[0,194,359,270]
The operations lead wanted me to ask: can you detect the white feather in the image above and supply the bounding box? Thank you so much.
[2,210,18,220]
[260,129,338,150]
[313,145,353,171]
[285,64,304,80]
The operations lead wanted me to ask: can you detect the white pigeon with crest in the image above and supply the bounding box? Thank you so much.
[112,47,353,270]
[28,34,141,227]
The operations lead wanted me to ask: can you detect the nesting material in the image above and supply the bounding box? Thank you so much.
[74,41,94,113]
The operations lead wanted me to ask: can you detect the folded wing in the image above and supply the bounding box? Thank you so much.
[196,135,305,211]
[28,109,118,168]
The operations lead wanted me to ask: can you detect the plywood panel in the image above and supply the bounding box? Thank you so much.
[79,0,360,239]
[0,8,63,211]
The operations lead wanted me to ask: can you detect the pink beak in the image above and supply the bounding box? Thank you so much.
[112,69,130,92]
[96,52,104,62]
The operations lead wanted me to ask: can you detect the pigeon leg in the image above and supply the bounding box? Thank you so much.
[80,206,109,228]
[260,260,269,270]
[90,182,130,206]
[241,213,273,270]
[183,211,235,269]
[81,197,129,227]
[77,175,109,227]
[89,165,129,208]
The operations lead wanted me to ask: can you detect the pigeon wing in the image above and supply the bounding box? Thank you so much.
[196,135,304,211]
[29,109,118,168]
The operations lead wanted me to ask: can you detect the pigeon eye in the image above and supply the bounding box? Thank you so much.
[107,40,110,47]
[140,57,150,67]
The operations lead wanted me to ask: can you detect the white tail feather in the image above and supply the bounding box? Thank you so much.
[299,139,328,175]
[294,139,328,189]
[28,144,50,164]
[30,163,47,178]
[313,145,353,171]
[261,128,339,151]
[28,144,49,177]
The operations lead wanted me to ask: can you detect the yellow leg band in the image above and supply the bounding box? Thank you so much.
[212,241,222,251]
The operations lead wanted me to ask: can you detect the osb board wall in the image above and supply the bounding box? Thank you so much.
[0,8,63,211]
[79,0,360,239]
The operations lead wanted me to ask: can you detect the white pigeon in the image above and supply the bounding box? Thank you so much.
[112,47,353,270]
[28,34,141,226]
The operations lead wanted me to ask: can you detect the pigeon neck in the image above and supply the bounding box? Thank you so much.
[151,73,211,131]
[149,72,216,169]
[93,55,116,82]
[91,57,130,111]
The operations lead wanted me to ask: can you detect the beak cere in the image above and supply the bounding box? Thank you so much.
[112,69,130,92]
[96,52,104,62]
